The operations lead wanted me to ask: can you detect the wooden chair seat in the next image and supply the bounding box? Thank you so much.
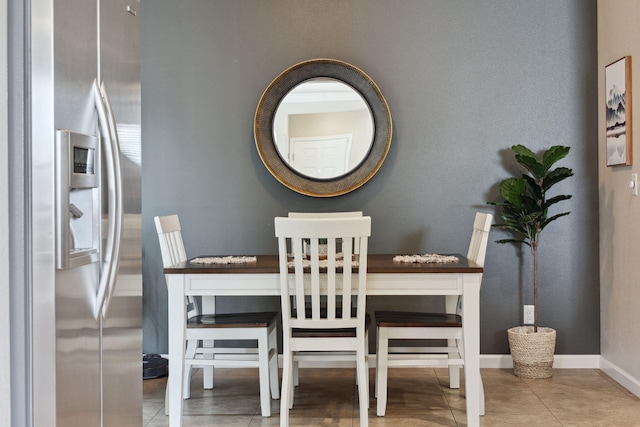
[188,311,279,328]
[375,311,461,328]
[292,328,357,338]
[293,314,371,338]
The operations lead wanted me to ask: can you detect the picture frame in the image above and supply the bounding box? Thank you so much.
[605,56,632,166]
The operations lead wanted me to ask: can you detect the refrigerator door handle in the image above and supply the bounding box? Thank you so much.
[93,80,123,320]
[100,81,124,318]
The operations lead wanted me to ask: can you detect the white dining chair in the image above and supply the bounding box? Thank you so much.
[287,211,364,386]
[154,214,279,417]
[374,212,492,417]
[275,216,371,427]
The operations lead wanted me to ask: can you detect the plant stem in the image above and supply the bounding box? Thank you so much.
[532,240,539,333]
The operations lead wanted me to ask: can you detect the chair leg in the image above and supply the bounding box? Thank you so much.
[164,380,169,415]
[293,360,299,387]
[356,334,369,427]
[183,340,198,399]
[280,349,293,427]
[202,339,214,389]
[376,327,389,417]
[258,333,271,417]
[479,375,485,416]
[448,338,460,389]
[364,329,370,409]
[200,296,215,390]
[374,328,379,399]
[289,363,295,410]
[268,327,280,400]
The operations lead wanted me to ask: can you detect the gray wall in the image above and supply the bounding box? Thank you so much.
[141,0,599,355]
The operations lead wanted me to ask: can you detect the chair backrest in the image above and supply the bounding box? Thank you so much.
[154,214,187,268]
[288,212,363,254]
[275,216,371,331]
[466,212,493,267]
[288,211,363,218]
[451,212,493,315]
[155,214,198,317]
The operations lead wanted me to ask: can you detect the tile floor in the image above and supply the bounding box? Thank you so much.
[144,367,640,426]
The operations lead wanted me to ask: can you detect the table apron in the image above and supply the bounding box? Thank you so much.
[185,274,279,296]
[182,272,466,296]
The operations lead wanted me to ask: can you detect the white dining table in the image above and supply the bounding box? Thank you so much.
[164,254,484,427]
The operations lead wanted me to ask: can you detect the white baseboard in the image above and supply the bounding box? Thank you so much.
[156,352,640,398]
[157,353,602,369]
[360,354,601,369]
[479,354,601,369]
[600,356,640,398]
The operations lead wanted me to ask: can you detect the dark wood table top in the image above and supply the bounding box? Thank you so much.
[164,254,483,275]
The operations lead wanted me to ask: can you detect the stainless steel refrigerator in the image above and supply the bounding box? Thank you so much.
[25,0,142,425]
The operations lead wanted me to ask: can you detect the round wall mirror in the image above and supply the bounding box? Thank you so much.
[255,59,392,197]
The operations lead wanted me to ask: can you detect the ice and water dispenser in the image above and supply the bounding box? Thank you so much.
[55,130,101,269]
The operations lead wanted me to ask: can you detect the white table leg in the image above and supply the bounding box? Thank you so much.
[376,327,389,416]
[462,273,482,427]
[167,274,186,427]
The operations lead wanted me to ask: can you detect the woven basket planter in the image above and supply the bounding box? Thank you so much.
[508,326,556,379]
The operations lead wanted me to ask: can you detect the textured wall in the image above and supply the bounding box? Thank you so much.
[141,0,599,355]
[598,0,640,382]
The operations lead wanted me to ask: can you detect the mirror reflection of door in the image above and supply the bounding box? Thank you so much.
[289,134,352,179]
[273,78,373,179]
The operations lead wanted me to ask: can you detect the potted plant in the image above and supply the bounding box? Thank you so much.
[488,144,574,378]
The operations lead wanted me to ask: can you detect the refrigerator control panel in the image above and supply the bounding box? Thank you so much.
[55,130,100,269]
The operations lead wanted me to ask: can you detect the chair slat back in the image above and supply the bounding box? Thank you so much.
[288,211,363,218]
[453,212,492,316]
[155,214,197,317]
[288,211,363,254]
[275,216,371,331]
[154,215,187,267]
[466,212,493,267]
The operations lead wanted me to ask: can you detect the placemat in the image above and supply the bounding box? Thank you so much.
[393,254,459,263]
[190,256,257,264]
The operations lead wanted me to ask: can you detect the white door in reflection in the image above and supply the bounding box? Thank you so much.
[273,78,374,180]
[289,134,352,179]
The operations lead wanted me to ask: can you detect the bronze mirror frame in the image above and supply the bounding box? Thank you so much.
[254,59,392,197]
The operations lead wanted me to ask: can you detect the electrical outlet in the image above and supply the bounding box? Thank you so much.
[523,305,535,325]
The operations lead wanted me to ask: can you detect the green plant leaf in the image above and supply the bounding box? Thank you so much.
[499,178,527,208]
[515,153,545,178]
[520,195,542,216]
[494,237,531,247]
[542,194,572,210]
[541,211,571,229]
[522,174,542,200]
[542,146,570,171]
[511,144,536,158]
[543,167,574,190]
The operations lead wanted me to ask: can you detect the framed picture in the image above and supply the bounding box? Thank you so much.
[605,56,632,166]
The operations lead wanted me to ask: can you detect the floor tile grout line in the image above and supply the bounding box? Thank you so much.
[145,404,165,426]
[522,374,566,427]
[434,367,463,427]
